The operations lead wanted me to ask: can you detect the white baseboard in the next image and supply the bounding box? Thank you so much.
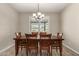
[63,43,79,54]
[0,44,14,53]
[0,43,79,55]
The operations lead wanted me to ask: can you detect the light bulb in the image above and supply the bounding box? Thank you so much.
[42,14,45,18]
[35,16,37,19]
[37,12,41,16]
[33,13,36,17]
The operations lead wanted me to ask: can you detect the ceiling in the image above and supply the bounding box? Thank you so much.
[10,3,69,13]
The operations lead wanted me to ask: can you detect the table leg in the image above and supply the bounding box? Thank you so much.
[59,41,62,56]
[50,46,52,56]
[15,40,18,56]
[26,45,28,56]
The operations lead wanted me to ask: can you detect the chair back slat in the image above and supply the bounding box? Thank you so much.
[40,39,51,46]
[39,32,47,35]
[32,32,38,35]
[25,33,38,47]
[25,33,37,39]
[27,39,38,47]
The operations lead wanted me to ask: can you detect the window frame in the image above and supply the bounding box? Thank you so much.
[29,16,50,33]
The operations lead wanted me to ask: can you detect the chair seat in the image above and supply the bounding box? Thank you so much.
[52,44,60,47]
[18,41,27,46]
[28,46,37,49]
[40,47,50,50]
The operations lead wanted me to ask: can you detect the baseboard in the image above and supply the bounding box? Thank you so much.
[0,44,14,53]
[0,43,79,55]
[63,43,79,54]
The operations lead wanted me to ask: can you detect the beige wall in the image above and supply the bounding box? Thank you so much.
[0,4,19,50]
[19,13,60,35]
[61,4,79,53]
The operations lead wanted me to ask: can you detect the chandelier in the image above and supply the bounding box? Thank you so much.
[32,3,45,21]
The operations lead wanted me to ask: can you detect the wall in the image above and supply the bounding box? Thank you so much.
[0,4,19,50]
[19,13,60,35]
[61,4,79,53]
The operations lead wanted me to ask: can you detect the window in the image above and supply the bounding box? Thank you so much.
[30,17,49,32]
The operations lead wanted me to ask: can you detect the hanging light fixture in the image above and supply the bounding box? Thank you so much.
[32,3,45,21]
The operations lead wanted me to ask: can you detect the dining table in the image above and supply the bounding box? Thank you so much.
[13,36,64,56]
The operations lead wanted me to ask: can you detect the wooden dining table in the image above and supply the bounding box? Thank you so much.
[13,36,64,56]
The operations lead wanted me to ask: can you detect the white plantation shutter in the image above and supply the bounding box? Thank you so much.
[29,16,49,32]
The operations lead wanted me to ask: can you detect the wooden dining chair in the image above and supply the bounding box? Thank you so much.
[16,39,27,55]
[40,39,51,56]
[51,33,63,55]
[25,34,38,56]
[39,34,52,56]
[15,32,27,55]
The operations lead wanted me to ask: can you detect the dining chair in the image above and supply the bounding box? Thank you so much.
[51,33,63,55]
[25,34,38,56]
[39,34,52,56]
[40,39,51,56]
[15,32,27,55]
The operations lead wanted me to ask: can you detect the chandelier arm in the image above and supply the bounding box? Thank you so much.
[32,3,45,21]
[38,3,39,12]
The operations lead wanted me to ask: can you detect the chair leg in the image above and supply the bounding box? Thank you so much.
[21,46,22,52]
[26,46,28,56]
[35,49,38,56]
[40,49,42,56]
[21,46,23,55]
[36,49,38,56]
[47,50,49,56]
[28,49,30,56]
[15,46,19,56]
[48,49,50,56]
[50,47,52,56]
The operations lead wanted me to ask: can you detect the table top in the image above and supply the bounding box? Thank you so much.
[13,36,64,40]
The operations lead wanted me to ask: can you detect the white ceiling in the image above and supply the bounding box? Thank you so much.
[10,3,69,13]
